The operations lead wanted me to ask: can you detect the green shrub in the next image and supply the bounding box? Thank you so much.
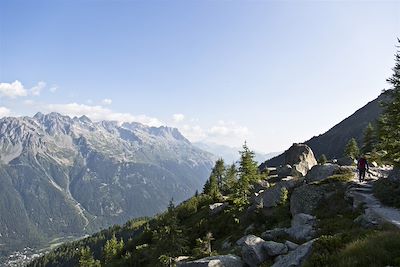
[373,178,400,208]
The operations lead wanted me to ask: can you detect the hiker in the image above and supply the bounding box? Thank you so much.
[357,155,369,182]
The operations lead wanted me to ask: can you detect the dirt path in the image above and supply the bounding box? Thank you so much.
[347,167,400,229]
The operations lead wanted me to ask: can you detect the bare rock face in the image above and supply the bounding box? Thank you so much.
[284,144,317,177]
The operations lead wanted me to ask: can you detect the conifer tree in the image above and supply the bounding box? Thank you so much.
[213,158,225,188]
[344,138,360,159]
[232,142,262,206]
[79,247,100,267]
[378,39,400,167]
[222,164,237,194]
[362,123,376,154]
[103,235,124,264]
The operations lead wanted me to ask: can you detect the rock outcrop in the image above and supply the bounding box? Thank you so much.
[286,213,317,241]
[290,184,326,216]
[284,143,317,177]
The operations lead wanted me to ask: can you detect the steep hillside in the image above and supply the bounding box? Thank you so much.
[0,113,214,257]
[265,92,390,167]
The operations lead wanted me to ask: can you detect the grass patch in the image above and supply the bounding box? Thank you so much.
[373,178,400,209]
[336,231,400,267]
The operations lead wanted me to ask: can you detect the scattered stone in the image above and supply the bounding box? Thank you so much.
[263,241,288,257]
[284,143,317,177]
[177,255,244,267]
[209,203,228,215]
[236,235,267,267]
[271,239,316,267]
[244,224,255,235]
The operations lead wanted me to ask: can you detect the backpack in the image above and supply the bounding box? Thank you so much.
[358,158,367,169]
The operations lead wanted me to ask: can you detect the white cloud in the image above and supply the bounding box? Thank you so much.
[45,102,163,127]
[23,99,36,105]
[102,98,112,105]
[49,86,58,93]
[0,107,11,118]
[177,119,251,147]
[0,80,28,98]
[173,113,185,123]
[30,81,46,96]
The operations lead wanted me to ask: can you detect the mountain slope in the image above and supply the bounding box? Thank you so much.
[0,112,214,256]
[264,92,390,167]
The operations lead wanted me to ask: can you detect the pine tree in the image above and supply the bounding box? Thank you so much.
[203,160,223,200]
[362,123,376,154]
[213,158,225,188]
[232,142,262,206]
[79,247,101,267]
[222,164,237,194]
[378,39,400,167]
[103,235,124,264]
[344,138,360,159]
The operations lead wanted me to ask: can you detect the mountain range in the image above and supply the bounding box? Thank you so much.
[0,112,214,256]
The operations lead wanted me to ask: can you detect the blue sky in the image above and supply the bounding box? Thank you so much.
[0,0,399,153]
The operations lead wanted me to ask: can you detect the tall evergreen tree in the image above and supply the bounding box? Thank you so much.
[378,39,400,167]
[103,235,124,264]
[213,158,225,188]
[222,163,237,194]
[344,138,360,159]
[232,142,262,206]
[362,123,376,154]
[79,247,101,267]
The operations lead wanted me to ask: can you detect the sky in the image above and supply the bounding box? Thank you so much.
[0,0,399,153]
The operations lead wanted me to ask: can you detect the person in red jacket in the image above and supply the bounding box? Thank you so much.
[357,155,369,182]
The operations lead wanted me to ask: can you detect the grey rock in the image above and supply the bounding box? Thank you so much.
[272,239,316,267]
[284,144,317,177]
[305,163,340,183]
[209,203,228,215]
[290,184,326,216]
[236,235,267,267]
[253,177,303,208]
[261,228,287,241]
[286,213,317,241]
[177,255,244,267]
[263,241,288,256]
[285,241,299,251]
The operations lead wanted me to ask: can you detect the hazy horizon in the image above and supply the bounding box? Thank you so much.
[1,0,399,153]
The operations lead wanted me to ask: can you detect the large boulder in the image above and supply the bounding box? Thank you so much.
[261,228,287,241]
[305,163,340,183]
[177,255,244,267]
[290,184,326,216]
[277,164,293,178]
[336,156,355,166]
[272,239,316,267]
[263,241,288,257]
[284,144,317,177]
[253,177,304,208]
[236,235,267,267]
[286,213,317,241]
